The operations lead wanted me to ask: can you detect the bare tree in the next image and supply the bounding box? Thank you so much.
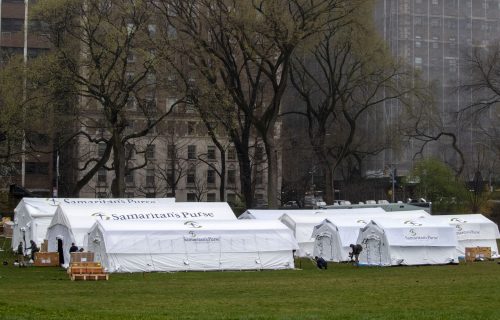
[153,0,363,208]
[289,20,412,203]
[33,0,179,197]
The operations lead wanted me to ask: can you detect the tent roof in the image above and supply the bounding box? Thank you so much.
[94,218,290,232]
[49,201,237,231]
[15,197,175,218]
[240,207,386,220]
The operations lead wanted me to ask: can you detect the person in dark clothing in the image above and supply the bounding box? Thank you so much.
[27,240,39,261]
[17,242,25,266]
[314,256,328,270]
[69,243,79,253]
[349,244,363,264]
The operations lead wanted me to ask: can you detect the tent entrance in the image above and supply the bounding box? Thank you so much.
[57,238,64,265]
[315,234,334,260]
[364,234,382,266]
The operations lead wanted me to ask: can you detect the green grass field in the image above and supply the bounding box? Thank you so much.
[1,241,499,320]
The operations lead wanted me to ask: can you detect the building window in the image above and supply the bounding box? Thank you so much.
[187,121,196,136]
[227,147,236,160]
[255,145,264,161]
[207,169,216,184]
[146,192,156,198]
[187,167,196,184]
[97,168,107,184]
[97,192,107,198]
[146,169,155,187]
[125,171,134,184]
[146,145,156,160]
[227,193,236,205]
[98,143,106,157]
[227,169,236,184]
[167,168,175,186]
[207,146,216,160]
[125,143,135,160]
[125,192,134,198]
[255,173,263,185]
[126,96,136,110]
[26,162,49,175]
[207,193,216,202]
[148,24,157,37]
[188,145,196,159]
[167,144,175,160]
[187,193,196,202]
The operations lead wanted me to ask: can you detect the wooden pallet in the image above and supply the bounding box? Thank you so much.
[70,273,109,281]
[68,261,108,281]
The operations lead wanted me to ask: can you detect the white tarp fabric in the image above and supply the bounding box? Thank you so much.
[357,217,458,266]
[423,215,500,257]
[238,208,387,220]
[280,210,430,257]
[46,201,229,266]
[12,198,60,250]
[12,198,175,250]
[87,219,298,273]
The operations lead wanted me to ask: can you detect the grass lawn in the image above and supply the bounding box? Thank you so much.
[0,241,499,320]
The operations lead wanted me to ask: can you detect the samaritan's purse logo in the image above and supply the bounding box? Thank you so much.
[184,221,202,228]
[404,220,422,227]
[91,212,111,220]
[46,198,60,206]
[408,228,417,236]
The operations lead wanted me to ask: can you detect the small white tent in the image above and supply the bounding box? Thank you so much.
[47,201,233,265]
[357,217,458,266]
[311,217,371,262]
[281,210,430,257]
[87,219,298,273]
[12,198,60,250]
[426,215,500,258]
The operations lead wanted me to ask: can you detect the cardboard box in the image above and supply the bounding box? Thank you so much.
[34,252,60,267]
[465,247,492,262]
[40,240,48,252]
[2,221,13,238]
[70,252,95,263]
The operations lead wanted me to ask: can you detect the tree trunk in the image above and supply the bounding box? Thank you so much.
[264,132,279,209]
[110,132,125,197]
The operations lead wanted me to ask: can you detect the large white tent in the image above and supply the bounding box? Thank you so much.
[357,217,458,266]
[425,215,500,258]
[280,210,430,257]
[46,201,233,265]
[87,219,298,273]
[238,207,387,220]
[12,198,175,251]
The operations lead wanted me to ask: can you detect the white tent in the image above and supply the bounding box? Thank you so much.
[238,207,387,220]
[425,215,500,258]
[12,197,175,250]
[281,210,430,257]
[311,217,371,262]
[12,198,60,250]
[87,219,298,273]
[357,217,458,266]
[47,201,233,266]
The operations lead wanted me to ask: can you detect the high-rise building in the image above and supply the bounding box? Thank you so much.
[0,0,55,197]
[372,0,500,179]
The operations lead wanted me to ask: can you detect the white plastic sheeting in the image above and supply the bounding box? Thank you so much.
[238,208,387,220]
[280,210,430,257]
[87,219,298,273]
[357,217,458,266]
[424,215,500,258]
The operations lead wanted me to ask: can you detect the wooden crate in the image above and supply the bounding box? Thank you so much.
[71,273,109,281]
[70,252,95,263]
[34,252,60,267]
[40,240,48,252]
[465,247,492,262]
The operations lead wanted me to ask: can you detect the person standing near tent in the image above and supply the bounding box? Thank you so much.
[27,240,39,261]
[69,243,79,253]
[349,244,363,265]
[17,242,25,266]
